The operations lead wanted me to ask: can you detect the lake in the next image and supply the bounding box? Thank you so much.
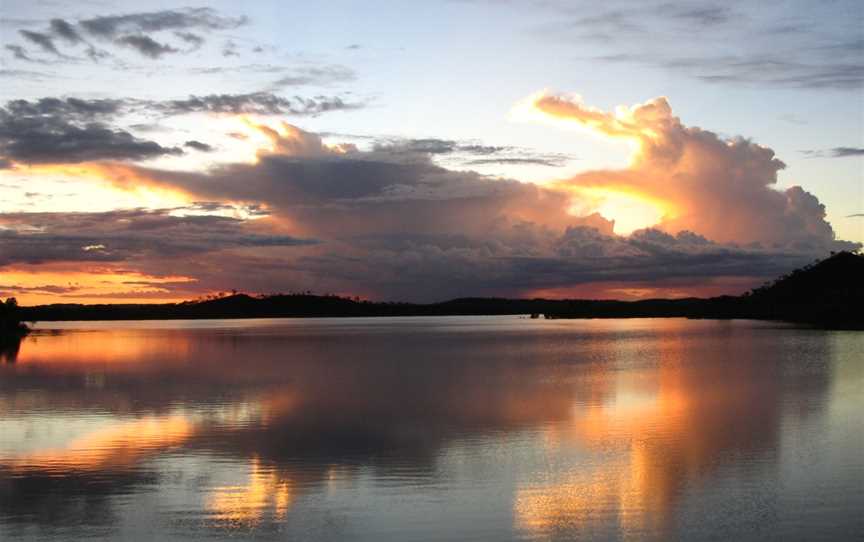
[0,317,861,541]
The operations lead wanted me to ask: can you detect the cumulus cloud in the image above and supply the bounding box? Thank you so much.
[2,93,857,301]
[527,92,854,249]
[28,110,850,301]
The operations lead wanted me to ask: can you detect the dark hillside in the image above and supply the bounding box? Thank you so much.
[16,252,863,328]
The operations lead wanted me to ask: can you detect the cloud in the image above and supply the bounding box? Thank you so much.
[6,8,247,61]
[78,8,246,39]
[2,92,857,301]
[464,158,567,167]
[184,140,214,152]
[49,19,84,44]
[156,92,362,116]
[19,30,61,56]
[527,92,854,249]
[830,147,864,157]
[369,137,572,168]
[174,31,204,50]
[801,146,864,158]
[533,2,863,90]
[0,93,360,147]
[0,208,316,267]
[32,112,852,301]
[0,105,181,164]
[5,45,37,62]
[269,65,357,88]
[221,39,240,57]
[4,97,129,121]
[595,53,864,90]
[115,35,178,59]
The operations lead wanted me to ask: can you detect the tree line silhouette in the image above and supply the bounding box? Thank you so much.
[11,251,863,329]
[0,298,29,362]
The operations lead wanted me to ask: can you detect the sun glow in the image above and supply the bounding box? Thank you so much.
[0,265,198,305]
[566,186,675,235]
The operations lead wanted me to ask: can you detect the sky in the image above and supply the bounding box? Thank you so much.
[0,0,862,304]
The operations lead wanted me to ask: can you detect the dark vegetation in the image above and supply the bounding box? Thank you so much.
[15,251,863,329]
[1,298,29,361]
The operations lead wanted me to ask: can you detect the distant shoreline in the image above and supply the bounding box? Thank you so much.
[13,252,864,330]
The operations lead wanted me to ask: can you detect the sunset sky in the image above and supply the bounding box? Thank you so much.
[1,0,862,304]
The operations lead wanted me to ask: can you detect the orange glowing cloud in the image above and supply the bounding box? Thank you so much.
[523,91,841,246]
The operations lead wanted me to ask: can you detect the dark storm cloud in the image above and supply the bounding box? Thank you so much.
[0,109,181,164]
[0,208,316,266]
[115,34,178,59]
[184,140,214,152]
[18,30,61,56]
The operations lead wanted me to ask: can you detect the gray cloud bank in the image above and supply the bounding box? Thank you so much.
[7,8,247,61]
[0,94,362,164]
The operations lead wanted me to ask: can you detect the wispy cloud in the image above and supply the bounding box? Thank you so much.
[801,147,864,158]
[5,8,247,62]
[531,1,863,90]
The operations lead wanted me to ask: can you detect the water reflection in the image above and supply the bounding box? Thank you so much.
[515,323,810,539]
[0,335,21,363]
[0,318,859,541]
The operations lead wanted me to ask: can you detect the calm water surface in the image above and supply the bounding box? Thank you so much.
[0,317,861,541]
